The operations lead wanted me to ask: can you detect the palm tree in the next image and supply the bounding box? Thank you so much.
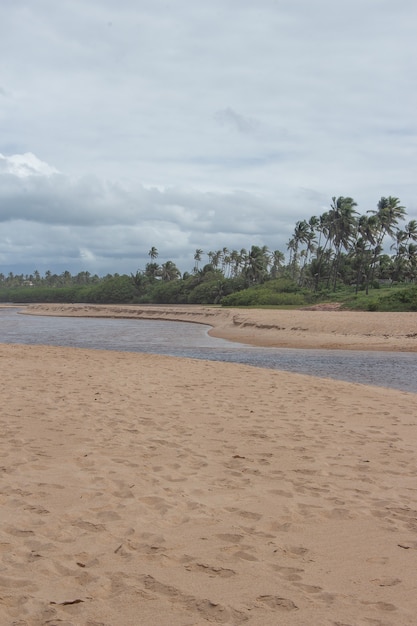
[405,220,417,242]
[372,196,406,240]
[350,236,369,293]
[193,249,203,272]
[270,250,285,278]
[148,246,159,261]
[145,262,161,281]
[312,211,333,289]
[288,219,312,282]
[61,270,72,285]
[327,196,358,290]
[406,243,417,282]
[229,250,242,277]
[160,261,180,281]
[367,196,406,284]
[299,225,317,286]
[211,250,222,270]
[354,214,378,293]
[244,245,269,285]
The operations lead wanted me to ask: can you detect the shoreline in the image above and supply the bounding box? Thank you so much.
[23,302,417,352]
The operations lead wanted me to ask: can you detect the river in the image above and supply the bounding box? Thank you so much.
[1,307,416,393]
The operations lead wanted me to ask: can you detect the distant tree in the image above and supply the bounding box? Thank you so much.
[160,260,181,281]
[328,196,358,290]
[145,262,161,281]
[243,245,270,285]
[368,196,406,283]
[148,246,159,261]
[270,250,285,279]
[193,249,203,272]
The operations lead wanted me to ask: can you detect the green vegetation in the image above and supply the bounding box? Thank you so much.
[1,198,417,311]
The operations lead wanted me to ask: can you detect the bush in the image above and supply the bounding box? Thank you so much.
[83,275,138,303]
[150,280,188,304]
[222,287,305,307]
[0,286,85,303]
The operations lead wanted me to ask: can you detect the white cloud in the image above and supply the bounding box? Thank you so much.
[0,152,60,178]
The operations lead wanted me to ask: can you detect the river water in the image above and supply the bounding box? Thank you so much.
[1,307,416,394]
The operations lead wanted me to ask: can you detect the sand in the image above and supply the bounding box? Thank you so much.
[1,305,417,625]
[23,303,417,351]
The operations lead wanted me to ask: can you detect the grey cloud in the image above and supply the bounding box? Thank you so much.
[0,161,305,274]
[214,108,259,134]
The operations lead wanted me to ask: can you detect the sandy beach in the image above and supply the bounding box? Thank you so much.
[1,305,417,624]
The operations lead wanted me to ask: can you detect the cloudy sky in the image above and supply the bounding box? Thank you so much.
[1,0,416,276]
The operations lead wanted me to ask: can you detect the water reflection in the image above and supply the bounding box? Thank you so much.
[1,307,416,393]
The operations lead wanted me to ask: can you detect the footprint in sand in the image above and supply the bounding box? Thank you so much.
[185,563,236,578]
[257,595,298,611]
[224,507,262,521]
[271,565,304,581]
[141,575,247,624]
[371,577,401,587]
[216,533,243,543]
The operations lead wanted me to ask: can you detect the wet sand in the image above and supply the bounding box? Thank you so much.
[1,305,416,624]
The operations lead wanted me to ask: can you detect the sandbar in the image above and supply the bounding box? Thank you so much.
[22,303,417,352]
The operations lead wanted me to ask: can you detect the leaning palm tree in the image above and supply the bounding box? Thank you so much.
[287,220,310,281]
[367,196,406,284]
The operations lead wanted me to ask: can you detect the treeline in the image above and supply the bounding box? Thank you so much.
[1,196,417,310]
[287,196,417,292]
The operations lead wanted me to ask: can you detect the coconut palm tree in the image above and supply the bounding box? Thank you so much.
[148,246,159,261]
[160,260,180,281]
[145,262,161,281]
[244,245,269,285]
[287,220,310,281]
[211,250,222,270]
[312,211,333,289]
[406,243,417,281]
[367,196,406,283]
[354,214,380,293]
[193,249,203,273]
[405,220,417,242]
[270,250,285,278]
[327,196,358,290]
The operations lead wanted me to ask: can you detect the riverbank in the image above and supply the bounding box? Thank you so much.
[23,303,417,351]
[1,342,416,625]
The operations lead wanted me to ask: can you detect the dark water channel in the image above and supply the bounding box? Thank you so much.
[1,307,416,394]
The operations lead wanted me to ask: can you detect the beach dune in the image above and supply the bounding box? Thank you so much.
[1,305,417,624]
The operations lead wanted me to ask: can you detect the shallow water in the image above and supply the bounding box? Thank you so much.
[1,307,416,393]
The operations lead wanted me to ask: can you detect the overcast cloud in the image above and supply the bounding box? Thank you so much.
[1,0,416,276]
